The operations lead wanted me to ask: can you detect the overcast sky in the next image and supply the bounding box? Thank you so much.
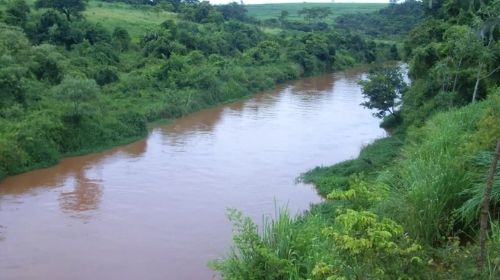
[209,0,389,4]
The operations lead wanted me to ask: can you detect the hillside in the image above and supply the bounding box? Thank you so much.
[246,3,387,22]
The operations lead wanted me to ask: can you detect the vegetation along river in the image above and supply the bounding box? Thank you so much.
[0,67,385,280]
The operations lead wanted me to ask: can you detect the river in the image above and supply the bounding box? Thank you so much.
[0,67,385,280]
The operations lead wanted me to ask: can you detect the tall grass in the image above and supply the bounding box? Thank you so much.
[210,207,337,280]
[382,95,499,244]
[457,152,500,227]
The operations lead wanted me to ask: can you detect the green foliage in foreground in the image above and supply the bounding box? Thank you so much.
[214,1,500,279]
[213,93,500,280]
[381,94,500,245]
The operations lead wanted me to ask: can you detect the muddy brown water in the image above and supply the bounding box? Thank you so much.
[0,68,385,280]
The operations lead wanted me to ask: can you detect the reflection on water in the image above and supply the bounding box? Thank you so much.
[58,175,103,215]
[0,136,147,198]
[0,67,384,280]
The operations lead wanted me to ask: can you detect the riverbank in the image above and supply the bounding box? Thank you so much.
[0,61,375,183]
[0,0,401,183]
[212,91,500,279]
[0,69,381,279]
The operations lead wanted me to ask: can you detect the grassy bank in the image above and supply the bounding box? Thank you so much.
[211,1,500,279]
[301,135,404,196]
[212,91,500,279]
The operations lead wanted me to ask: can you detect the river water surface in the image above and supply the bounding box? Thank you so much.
[0,68,385,280]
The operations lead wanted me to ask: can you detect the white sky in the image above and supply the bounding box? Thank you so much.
[209,0,389,4]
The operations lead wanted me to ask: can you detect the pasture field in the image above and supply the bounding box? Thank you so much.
[0,1,385,39]
[84,1,176,42]
[246,3,387,22]
[0,0,176,41]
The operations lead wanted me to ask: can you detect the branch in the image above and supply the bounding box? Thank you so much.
[481,65,500,80]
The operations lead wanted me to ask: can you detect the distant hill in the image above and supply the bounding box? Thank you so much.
[334,0,425,38]
[246,3,387,23]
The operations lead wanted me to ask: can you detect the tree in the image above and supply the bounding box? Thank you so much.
[4,0,30,28]
[477,140,500,273]
[390,44,400,60]
[358,66,407,119]
[112,27,131,51]
[217,2,248,21]
[471,1,500,103]
[54,78,100,123]
[278,10,288,27]
[251,40,280,63]
[35,0,86,21]
[298,7,331,25]
[0,23,31,109]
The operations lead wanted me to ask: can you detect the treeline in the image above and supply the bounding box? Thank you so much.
[335,0,425,38]
[0,0,395,180]
[212,0,500,279]
[256,0,424,36]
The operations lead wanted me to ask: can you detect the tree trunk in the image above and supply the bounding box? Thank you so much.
[471,64,500,103]
[452,57,462,93]
[472,63,483,103]
[477,140,500,273]
[63,8,71,21]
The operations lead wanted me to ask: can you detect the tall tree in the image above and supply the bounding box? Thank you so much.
[35,0,86,21]
[4,0,30,28]
[359,66,407,119]
[278,10,289,27]
[54,78,100,123]
[471,0,500,102]
[298,7,331,25]
[217,1,248,21]
[477,140,500,273]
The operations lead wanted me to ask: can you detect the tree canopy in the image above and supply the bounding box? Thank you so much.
[35,0,86,21]
[359,66,407,119]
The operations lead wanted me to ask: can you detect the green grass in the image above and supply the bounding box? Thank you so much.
[210,207,338,280]
[3,0,176,42]
[246,3,387,23]
[84,1,176,42]
[1,2,385,40]
[301,135,404,196]
[213,93,500,279]
[380,94,500,245]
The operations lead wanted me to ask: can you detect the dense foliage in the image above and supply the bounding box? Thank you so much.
[335,0,425,38]
[213,1,500,279]
[358,65,407,119]
[3,0,498,278]
[0,0,396,180]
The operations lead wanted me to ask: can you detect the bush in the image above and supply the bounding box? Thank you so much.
[94,67,119,86]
